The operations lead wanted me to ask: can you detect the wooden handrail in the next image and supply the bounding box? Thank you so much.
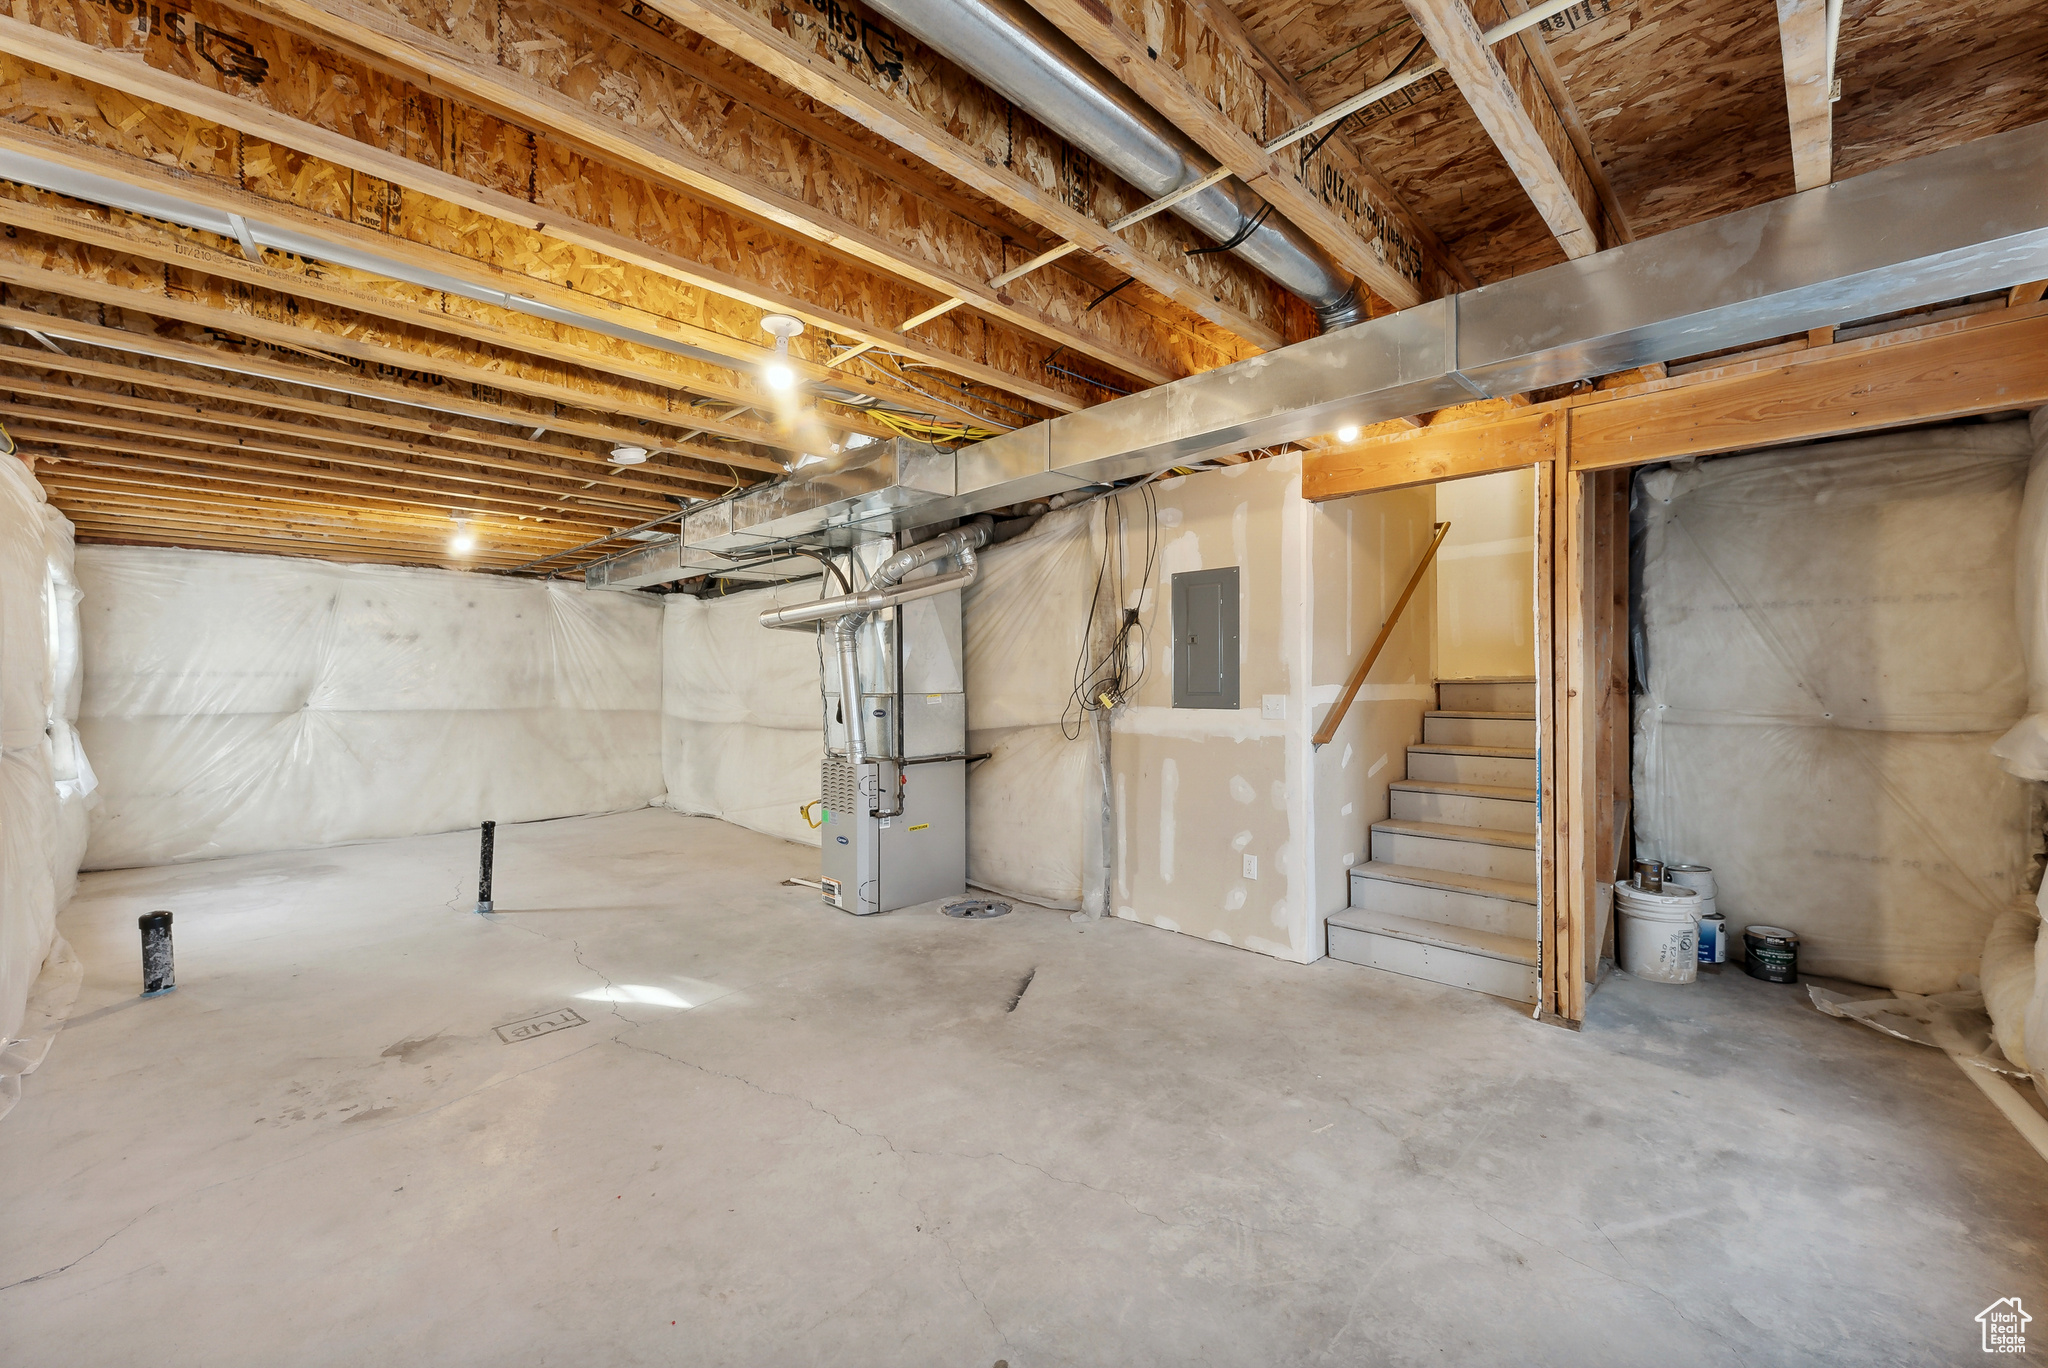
[1312,521,1451,748]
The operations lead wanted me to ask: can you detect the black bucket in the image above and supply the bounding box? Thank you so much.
[1742,925,1799,983]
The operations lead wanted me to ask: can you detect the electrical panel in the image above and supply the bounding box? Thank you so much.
[1171,566,1240,709]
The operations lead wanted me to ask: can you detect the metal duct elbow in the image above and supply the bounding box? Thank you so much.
[863,0,1367,333]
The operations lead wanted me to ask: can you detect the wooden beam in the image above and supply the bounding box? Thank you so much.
[0,301,771,478]
[44,477,598,551]
[1493,0,1631,244]
[0,335,731,486]
[21,433,646,526]
[1020,0,1448,307]
[1774,0,1834,193]
[51,500,572,564]
[1400,0,1600,258]
[39,463,642,541]
[605,0,1298,350]
[0,120,1008,426]
[1569,311,2048,469]
[2012,280,2048,308]
[0,219,809,463]
[0,0,1241,385]
[0,372,725,501]
[1304,408,1559,499]
[0,398,702,509]
[1301,305,2048,500]
[0,10,1164,407]
[59,513,544,567]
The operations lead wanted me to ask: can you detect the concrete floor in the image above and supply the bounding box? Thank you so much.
[4,809,2044,1367]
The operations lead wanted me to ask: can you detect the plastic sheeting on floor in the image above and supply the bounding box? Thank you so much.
[1633,418,2037,994]
[661,580,824,847]
[76,549,663,869]
[0,456,86,1045]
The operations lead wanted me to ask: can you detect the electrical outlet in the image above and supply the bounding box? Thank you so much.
[1243,853,1258,880]
[1261,694,1287,720]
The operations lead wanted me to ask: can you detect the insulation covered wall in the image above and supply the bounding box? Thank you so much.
[1434,468,1536,681]
[661,580,823,848]
[1633,420,2036,994]
[963,506,1101,911]
[0,458,87,1043]
[1110,457,1435,961]
[77,549,664,869]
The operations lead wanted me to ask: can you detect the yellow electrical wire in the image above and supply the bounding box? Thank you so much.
[868,410,1002,444]
[800,799,825,830]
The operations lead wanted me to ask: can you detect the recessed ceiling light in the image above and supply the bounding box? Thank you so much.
[610,444,650,465]
[1337,424,1361,443]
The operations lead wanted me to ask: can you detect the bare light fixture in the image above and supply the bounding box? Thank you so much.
[761,313,803,392]
[1337,424,1361,443]
[450,520,477,555]
[609,444,650,465]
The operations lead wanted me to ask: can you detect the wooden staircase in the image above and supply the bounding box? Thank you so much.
[1327,680,1539,1003]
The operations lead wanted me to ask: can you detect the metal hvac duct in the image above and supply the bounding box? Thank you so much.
[861,0,1368,332]
[582,124,2048,590]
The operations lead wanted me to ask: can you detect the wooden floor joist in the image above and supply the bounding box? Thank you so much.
[0,302,774,481]
[0,2,1248,390]
[0,225,818,463]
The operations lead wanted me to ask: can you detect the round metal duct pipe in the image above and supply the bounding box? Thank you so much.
[863,0,1368,333]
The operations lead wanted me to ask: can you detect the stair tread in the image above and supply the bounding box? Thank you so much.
[1425,710,1537,721]
[1389,778,1537,802]
[1408,743,1537,760]
[1348,861,1538,904]
[1372,818,1538,850]
[1326,909,1539,965]
[1437,676,1536,684]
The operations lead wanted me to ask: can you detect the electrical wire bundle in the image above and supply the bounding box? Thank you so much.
[1062,480,1159,739]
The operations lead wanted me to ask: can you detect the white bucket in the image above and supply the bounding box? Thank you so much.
[1664,864,1717,929]
[1615,883,1700,983]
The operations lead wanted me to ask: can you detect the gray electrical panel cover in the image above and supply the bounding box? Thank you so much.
[1171,566,1240,709]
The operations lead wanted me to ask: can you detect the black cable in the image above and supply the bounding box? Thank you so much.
[1061,481,1160,740]
[1186,203,1274,258]
[1300,36,1427,165]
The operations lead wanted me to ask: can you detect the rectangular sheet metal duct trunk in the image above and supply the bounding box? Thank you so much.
[589,127,2048,587]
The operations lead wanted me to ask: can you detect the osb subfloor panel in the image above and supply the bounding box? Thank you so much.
[5,808,2045,1366]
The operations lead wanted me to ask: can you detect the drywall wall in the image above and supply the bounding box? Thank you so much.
[1110,456,1436,961]
[1310,486,1437,928]
[77,549,664,868]
[1634,419,2036,994]
[1434,467,1535,681]
[661,580,823,848]
[0,458,87,1044]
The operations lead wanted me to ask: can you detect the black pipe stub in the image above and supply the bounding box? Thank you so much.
[943,899,1010,919]
[138,910,174,996]
[476,820,496,914]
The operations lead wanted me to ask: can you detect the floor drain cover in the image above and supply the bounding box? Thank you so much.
[944,899,1010,919]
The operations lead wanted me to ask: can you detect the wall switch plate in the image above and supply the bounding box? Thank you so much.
[1261,694,1287,720]
[1243,854,1259,880]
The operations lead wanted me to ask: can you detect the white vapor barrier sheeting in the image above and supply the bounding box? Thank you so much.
[1634,419,2037,993]
[0,457,85,1045]
[964,506,1103,910]
[662,579,824,847]
[77,549,663,869]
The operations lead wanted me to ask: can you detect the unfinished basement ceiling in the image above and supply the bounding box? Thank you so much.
[0,0,2038,569]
